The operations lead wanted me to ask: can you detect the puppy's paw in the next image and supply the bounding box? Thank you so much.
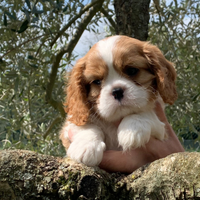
[67,139,106,167]
[117,116,151,150]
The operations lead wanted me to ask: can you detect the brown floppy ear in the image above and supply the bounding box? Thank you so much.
[64,58,90,126]
[143,43,177,104]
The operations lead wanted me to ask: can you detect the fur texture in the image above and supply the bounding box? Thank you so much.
[60,35,177,166]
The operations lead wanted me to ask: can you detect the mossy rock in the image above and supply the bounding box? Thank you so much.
[0,150,200,199]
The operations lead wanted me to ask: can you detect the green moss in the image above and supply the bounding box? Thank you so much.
[1,150,200,199]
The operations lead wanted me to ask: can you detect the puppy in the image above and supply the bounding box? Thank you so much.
[60,35,177,166]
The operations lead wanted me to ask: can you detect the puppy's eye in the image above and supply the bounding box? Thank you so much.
[92,80,101,85]
[125,67,139,76]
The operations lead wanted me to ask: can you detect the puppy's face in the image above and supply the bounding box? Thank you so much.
[65,36,177,125]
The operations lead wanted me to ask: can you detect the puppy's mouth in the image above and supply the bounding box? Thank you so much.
[97,83,149,122]
[100,104,133,122]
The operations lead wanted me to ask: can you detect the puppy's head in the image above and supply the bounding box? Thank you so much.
[65,36,177,125]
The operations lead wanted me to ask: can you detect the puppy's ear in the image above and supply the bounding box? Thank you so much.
[64,59,90,126]
[143,43,177,104]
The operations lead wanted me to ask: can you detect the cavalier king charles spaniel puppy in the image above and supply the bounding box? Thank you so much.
[60,35,177,166]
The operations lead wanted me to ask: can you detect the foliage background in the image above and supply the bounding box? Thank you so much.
[0,0,200,156]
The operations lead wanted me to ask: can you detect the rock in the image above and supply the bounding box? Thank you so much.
[0,150,199,199]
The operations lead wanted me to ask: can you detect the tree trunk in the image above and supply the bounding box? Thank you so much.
[0,150,200,200]
[114,0,150,41]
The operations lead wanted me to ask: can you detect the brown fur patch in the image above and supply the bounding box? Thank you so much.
[113,36,159,102]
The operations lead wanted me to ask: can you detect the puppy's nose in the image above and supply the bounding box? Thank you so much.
[112,87,124,101]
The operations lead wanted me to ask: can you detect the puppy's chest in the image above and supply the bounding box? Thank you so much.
[95,121,121,150]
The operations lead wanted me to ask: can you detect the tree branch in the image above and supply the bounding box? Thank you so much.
[48,99,66,118]
[1,150,200,199]
[153,0,161,14]
[45,0,104,118]
[101,7,116,29]
[43,116,62,139]
[50,0,101,48]
[0,33,48,59]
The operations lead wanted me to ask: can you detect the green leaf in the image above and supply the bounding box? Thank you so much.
[4,11,17,20]
[22,7,31,22]
[30,25,40,29]
[10,94,16,101]
[36,10,44,14]
[28,55,35,59]
[192,92,200,101]
[31,17,39,23]
[29,64,38,69]
[91,28,96,33]
[14,77,19,92]
[19,89,24,97]
[18,20,29,33]
[5,71,18,78]
[20,116,25,122]
[11,29,17,32]
[32,5,44,14]
[63,5,68,12]
[25,0,31,10]
[3,14,7,26]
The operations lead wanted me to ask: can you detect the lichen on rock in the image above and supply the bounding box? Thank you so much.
[0,150,200,199]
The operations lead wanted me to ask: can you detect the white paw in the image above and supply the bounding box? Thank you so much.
[67,139,106,167]
[117,116,151,150]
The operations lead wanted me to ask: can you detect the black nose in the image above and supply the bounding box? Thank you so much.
[112,87,124,101]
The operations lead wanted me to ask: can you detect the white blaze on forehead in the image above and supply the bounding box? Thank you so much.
[96,36,150,122]
[96,36,121,68]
